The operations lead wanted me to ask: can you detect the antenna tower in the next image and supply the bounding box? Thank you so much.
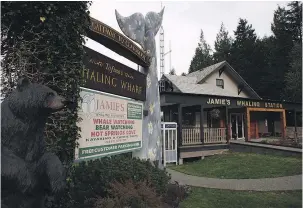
[159,2,172,78]
[159,2,165,77]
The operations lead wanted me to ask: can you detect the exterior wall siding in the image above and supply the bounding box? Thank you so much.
[201,69,250,98]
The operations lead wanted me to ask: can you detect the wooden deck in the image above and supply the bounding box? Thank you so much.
[178,143,229,164]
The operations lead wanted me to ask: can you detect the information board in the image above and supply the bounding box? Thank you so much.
[75,87,143,161]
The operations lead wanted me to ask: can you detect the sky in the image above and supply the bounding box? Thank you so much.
[87,1,288,77]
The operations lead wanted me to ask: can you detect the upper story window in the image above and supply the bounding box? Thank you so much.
[159,80,165,92]
[216,79,224,89]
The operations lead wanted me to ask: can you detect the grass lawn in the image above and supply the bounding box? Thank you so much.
[170,152,302,179]
[180,187,302,208]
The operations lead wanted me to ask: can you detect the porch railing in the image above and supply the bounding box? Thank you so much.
[182,126,227,145]
[182,126,201,145]
[204,127,226,144]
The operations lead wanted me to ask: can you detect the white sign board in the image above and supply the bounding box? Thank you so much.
[75,87,143,161]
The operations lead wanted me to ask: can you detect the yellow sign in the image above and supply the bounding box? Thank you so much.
[236,100,261,107]
[206,98,231,105]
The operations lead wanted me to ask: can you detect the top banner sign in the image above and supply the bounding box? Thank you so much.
[87,17,150,67]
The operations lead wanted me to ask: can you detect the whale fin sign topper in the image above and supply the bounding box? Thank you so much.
[115,8,164,50]
[115,9,164,164]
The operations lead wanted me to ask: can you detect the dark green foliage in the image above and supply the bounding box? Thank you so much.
[228,18,271,97]
[188,29,214,73]
[286,1,302,42]
[213,22,233,63]
[283,42,302,103]
[268,1,302,101]
[1,1,91,163]
[63,155,171,208]
[230,18,257,79]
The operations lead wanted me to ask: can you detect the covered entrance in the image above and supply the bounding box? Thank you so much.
[246,108,286,140]
[230,113,244,140]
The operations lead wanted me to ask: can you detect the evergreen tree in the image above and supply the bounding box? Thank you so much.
[230,19,259,90]
[286,1,302,42]
[168,68,176,75]
[283,42,302,103]
[256,36,278,99]
[283,2,302,102]
[213,22,233,63]
[181,72,187,76]
[269,2,302,100]
[188,29,213,73]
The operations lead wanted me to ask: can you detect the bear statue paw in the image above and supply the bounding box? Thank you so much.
[50,178,66,195]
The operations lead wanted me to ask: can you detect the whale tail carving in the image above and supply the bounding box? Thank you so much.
[115,10,145,48]
[145,8,164,37]
[115,8,165,48]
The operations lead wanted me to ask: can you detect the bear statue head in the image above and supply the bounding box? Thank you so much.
[7,77,72,118]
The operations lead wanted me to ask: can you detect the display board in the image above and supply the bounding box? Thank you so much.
[75,87,143,161]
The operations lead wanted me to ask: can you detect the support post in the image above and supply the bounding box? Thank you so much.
[281,110,286,139]
[245,108,250,142]
[161,106,165,122]
[294,109,297,141]
[169,108,173,122]
[200,105,204,144]
[225,106,229,144]
[177,104,183,146]
[177,104,182,164]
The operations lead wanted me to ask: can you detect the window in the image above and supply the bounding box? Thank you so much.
[216,79,224,89]
[159,80,165,92]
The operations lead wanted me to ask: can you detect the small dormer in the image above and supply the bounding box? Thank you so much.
[159,77,174,93]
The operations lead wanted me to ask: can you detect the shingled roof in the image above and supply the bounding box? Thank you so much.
[162,61,261,99]
[186,61,226,83]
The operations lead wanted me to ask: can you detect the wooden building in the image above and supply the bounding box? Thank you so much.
[159,61,302,163]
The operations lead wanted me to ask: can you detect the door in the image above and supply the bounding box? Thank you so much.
[237,114,243,138]
[231,114,237,139]
[230,113,245,139]
[267,118,275,137]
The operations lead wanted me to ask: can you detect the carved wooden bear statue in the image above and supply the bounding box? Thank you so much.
[1,78,69,208]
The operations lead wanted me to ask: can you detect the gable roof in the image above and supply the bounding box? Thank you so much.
[162,61,261,99]
[187,61,226,83]
[163,74,240,97]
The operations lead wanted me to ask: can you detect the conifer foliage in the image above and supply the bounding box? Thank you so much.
[1,1,91,163]
[188,30,213,73]
[188,1,302,102]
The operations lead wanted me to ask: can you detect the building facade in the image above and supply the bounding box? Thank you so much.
[159,61,302,162]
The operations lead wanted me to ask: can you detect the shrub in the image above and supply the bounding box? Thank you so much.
[94,179,166,208]
[63,154,171,208]
[163,182,191,208]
